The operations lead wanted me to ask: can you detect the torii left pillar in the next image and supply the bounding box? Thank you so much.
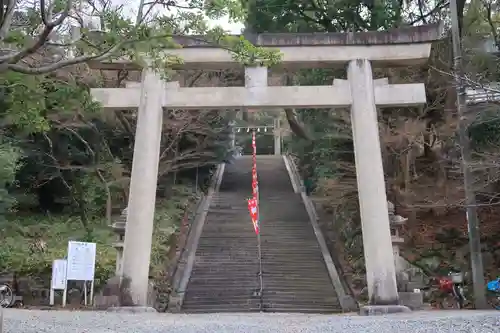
[121,68,164,306]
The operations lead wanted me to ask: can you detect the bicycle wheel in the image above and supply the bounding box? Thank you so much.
[439,294,461,309]
[452,285,466,309]
[0,284,14,308]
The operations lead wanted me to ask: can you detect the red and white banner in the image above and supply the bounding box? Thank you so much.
[247,197,259,234]
[248,130,260,234]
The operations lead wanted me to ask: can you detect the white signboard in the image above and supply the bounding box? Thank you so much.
[51,259,67,290]
[66,241,96,281]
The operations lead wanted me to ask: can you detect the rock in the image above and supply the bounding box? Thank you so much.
[351,276,366,290]
[52,292,63,306]
[359,287,368,301]
[15,277,31,297]
[147,281,157,308]
[398,291,424,310]
[418,256,441,272]
[387,201,395,214]
[101,276,122,297]
[340,295,358,312]
[67,288,82,306]
[93,276,131,309]
[93,276,156,309]
[396,271,410,291]
[482,251,495,268]
[106,306,157,313]
[359,305,411,316]
[405,281,426,292]
[94,295,120,310]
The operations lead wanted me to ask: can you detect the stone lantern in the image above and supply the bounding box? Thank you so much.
[388,201,408,273]
[111,207,128,276]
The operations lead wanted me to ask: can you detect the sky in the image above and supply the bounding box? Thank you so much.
[112,0,245,34]
[211,15,245,34]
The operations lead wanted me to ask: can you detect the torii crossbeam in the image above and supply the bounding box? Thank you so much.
[89,24,441,312]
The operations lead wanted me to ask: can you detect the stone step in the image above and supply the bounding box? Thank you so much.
[187,272,333,280]
[185,285,336,294]
[187,273,331,282]
[201,226,316,232]
[184,294,260,301]
[193,255,329,262]
[181,302,339,313]
[183,285,336,294]
[187,277,334,286]
[189,273,332,280]
[181,158,340,313]
[194,254,327,261]
[181,306,262,313]
[182,302,261,310]
[183,298,338,308]
[212,195,300,200]
[196,242,323,249]
[262,305,341,313]
[202,221,313,226]
[199,229,319,235]
[193,257,329,264]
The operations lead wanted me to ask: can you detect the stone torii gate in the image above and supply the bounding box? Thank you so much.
[90,24,440,309]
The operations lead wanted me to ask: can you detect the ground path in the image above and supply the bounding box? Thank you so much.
[3,309,499,333]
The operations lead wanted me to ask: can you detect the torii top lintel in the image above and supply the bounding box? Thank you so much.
[89,24,442,71]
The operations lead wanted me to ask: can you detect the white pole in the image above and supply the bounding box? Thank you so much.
[49,287,55,306]
[84,281,88,306]
[90,280,95,307]
[62,255,68,307]
[62,282,67,307]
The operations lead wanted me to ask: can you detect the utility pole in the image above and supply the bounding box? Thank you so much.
[449,0,487,309]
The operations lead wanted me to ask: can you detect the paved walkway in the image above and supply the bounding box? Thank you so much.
[2,309,499,333]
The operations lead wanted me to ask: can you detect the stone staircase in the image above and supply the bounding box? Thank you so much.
[180,156,341,313]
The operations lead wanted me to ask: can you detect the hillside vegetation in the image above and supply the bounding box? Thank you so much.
[244,0,500,299]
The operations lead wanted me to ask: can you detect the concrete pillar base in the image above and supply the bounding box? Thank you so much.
[340,295,359,312]
[106,306,158,313]
[359,305,411,316]
[398,292,424,310]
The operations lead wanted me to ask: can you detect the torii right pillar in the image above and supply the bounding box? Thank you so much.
[348,59,402,311]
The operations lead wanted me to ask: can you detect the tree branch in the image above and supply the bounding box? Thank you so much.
[0,0,17,40]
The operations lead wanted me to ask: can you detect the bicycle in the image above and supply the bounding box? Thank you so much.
[431,271,466,309]
[0,284,15,308]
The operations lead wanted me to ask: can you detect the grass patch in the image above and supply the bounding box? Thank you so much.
[0,215,115,289]
[0,184,199,292]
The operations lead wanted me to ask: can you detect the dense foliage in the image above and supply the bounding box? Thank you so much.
[3,0,500,304]
[243,0,500,294]
[0,0,281,293]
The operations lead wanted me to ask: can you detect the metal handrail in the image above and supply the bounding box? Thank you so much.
[466,88,500,104]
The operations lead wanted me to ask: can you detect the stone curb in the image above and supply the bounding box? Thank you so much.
[359,305,412,316]
[106,306,158,314]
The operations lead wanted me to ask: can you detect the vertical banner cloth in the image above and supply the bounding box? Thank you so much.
[247,198,259,234]
[248,130,260,234]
